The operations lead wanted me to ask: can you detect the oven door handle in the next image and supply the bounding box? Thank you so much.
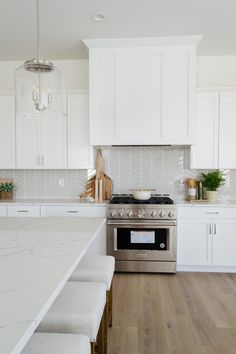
[107,220,177,226]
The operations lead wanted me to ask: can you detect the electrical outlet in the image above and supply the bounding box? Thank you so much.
[58,178,65,188]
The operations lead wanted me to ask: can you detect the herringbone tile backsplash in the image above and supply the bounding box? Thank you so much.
[0,146,235,200]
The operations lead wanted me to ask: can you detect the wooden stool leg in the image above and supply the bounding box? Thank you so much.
[108,281,113,327]
[103,302,108,354]
[96,316,103,354]
[91,342,96,354]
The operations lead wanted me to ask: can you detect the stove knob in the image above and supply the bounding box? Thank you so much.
[138,210,145,219]
[159,210,166,218]
[119,210,125,218]
[110,210,117,218]
[126,210,133,218]
[150,210,157,218]
[168,211,174,218]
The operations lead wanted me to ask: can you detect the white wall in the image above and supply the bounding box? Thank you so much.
[197,56,236,87]
[0,60,88,91]
[1,56,236,90]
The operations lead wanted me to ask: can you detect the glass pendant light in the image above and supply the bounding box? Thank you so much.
[15,0,66,119]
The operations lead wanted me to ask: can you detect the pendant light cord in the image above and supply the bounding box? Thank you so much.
[36,0,41,58]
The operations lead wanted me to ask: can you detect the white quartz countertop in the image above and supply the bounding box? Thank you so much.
[0,199,108,206]
[176,200,236,207]
[0,217,106,354]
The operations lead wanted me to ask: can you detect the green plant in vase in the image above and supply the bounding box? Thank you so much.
[201,170,225,201]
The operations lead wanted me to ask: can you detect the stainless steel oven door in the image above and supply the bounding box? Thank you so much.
[107,219,176,262]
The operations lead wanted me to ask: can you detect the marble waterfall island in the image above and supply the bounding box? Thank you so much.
[0,217,106,354]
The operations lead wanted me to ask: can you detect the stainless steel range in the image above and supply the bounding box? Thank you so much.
[107,195,177,273]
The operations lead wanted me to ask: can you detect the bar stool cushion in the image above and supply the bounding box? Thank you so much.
[22,333,90,354]
[37,282,106,342]
[70,255,115,290]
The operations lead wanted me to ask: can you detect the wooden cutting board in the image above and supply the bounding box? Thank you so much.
[84,174,113,200]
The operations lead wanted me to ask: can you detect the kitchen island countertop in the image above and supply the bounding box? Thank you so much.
[0,217,106,354]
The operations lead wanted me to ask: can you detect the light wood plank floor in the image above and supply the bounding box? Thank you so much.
[108,272,236,354]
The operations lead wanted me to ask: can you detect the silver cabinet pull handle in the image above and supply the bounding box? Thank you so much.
[67,210,79,213]
[214,223,216,235]
[41,155,44,166]
[17,210,29,213]
[206,212,219,214]
[37,155,40,166]
[208,223,212,235]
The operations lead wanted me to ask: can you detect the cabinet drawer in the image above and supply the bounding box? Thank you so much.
[178,206,236,219]
[7,205,41,217]
[0,206,7,216]
[41,205,107,217]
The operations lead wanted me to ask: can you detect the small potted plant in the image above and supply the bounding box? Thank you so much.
[0,182,14,199]
[201,170,225,201]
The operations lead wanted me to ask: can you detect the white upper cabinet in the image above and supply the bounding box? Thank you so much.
[191,88,236,169]
[191,89,219,169]
[0,95,15,168]
[85,37,201,145]
[16,114,67,169]
[219,90,236,169]
[115,50,163,143]
[67,93,93,169]
[16,114,41,169]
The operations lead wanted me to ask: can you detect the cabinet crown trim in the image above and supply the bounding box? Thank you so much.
[83,35,203,49]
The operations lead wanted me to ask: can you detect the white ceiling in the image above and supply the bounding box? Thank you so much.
[0,0,236,60]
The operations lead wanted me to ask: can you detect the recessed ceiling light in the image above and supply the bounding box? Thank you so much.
[91,13,105,22]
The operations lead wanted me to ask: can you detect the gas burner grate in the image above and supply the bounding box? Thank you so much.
[109,195,174,205]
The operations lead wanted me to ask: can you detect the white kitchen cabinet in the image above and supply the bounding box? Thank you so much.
[16,112,67,169]
[177,218,211,266]
[0,95,15,168]
[85,37,201,145]
[177,206,236,270]
[219,90,236,169]
[191,90,219,169]
[191,88,236,169]
[41,205,107,217]
[212,220,236,266]
[7,205,41,217]
[67,93,93,169]
[0,205,7,216]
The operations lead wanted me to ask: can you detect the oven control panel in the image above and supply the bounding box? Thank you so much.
[108,207,176,220]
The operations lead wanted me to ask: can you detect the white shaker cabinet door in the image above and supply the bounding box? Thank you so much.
[219,90,236,169]
[177,219,211,266]
[164,51,195,144]
[16,115,41,169]
[191,90,219,169]
[41,114,67,169]
[0,96,15,168]
[89,52,116,145]
[67,94,93,169]
[212,220,236,267]
[115,50,163,144]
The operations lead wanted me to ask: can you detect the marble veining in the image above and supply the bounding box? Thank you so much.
[0,217,106,354]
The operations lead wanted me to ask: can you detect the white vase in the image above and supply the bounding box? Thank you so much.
[206,191,218,202]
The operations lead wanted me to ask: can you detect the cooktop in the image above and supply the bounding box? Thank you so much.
[109,194,174,205]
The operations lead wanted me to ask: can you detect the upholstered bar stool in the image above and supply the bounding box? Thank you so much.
[22,333,90,354]
[69,256,115,328]
[37,282,107,354]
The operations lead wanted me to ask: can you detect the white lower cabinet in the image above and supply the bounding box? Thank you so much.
[41,205,107,218]
[212,220,236,266]
[0,206,7,216]
[177,206,236,270]
[177,218,211,266]
[7,205,41,217]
